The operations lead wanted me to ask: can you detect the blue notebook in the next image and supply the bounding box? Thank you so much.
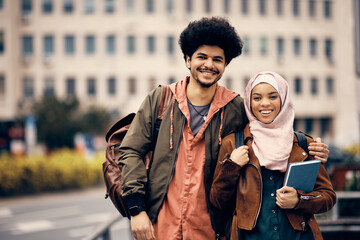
[283,160,321,193]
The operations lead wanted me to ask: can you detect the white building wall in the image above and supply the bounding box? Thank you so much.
[0,0,358,147]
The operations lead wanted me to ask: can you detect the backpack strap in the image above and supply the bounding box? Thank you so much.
[157,85,173,119]
[294,131,309,154]
[235,130,244,148]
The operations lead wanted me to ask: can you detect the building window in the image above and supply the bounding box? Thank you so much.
[21,0,32,14]
[310,77,318,95]
[243,37,250,55]
[293,38,301,56]
[108,77,116,95]
[326,77,334,95]
[186,0,192,13]
[0,75,5,100]
[105,0,114,13]
[129,78,136,94]
[65,35,75,55]
[22,35,33,56]
[168,77,175,84]
[308,0,315,17]
[310,38,317,57]
[66,77,76,98]
[44,35,54,56]
[259,0,266,15]
[42,0,53,13]
[276,0,283,15]
[324,0,331,18]
[260,37,267,56]
[87,78,96,96]
[224,0,230,14]
[0,31,4,54]
[226,77,233,90]
[146,0,154,13]
[294,77,302,94]
[293,0,299,17]
[23,76,34,98]
[0,0,3,10]
[325,38,332,61]
[277,37,284,58]
[166,0,174,14]
[126,0,135,13]
[241,0,248,14]
[63,0,74,13]
[85,35,95,55]
[44,77,55,96]
[167,35,174,55]
[127,35,135,54]
[320,117,331,137]
[205,0,211,13]
[305,118,313,133]
[84,0,95,14]
[106,35,115,55]
[147,36,155,54]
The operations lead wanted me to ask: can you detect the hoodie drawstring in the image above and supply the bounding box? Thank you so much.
[218,108,224,146]
[169,97,176,150]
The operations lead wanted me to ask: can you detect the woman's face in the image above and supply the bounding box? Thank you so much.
[251,83,281,124]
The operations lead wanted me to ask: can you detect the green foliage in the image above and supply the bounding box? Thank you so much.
[32,96,111,150]
[0,149,104,196]
[32,96,80,150]
[78,106,111,135]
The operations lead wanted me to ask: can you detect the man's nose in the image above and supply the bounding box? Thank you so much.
[203,59,214,68]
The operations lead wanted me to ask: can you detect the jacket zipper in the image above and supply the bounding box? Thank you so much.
[300,195,322,200]
[248,162,263,229]
[165,116,185,194]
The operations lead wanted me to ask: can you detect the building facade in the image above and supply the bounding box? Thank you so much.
[0,0,359,147]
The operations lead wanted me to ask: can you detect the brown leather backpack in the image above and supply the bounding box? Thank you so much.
[103,85,173,218]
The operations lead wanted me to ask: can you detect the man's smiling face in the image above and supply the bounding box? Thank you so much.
[186,45,226,88]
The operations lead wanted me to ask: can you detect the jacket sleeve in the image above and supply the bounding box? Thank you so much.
[210,134,242,210]
[118,87,162,204]
[293,137,337,214]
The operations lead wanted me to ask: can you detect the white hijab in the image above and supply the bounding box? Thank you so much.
[244,71,295,172]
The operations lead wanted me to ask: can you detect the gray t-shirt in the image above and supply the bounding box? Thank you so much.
[187,100,210,136]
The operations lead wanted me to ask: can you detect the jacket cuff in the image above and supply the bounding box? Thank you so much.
[125,193,146,210]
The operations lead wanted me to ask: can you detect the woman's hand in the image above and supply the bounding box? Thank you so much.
[130,211,155,240]
[308,137,329,163]
[276,186,299,209]
[229,145,249,167]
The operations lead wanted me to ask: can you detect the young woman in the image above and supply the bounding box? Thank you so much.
[210,71,336,240]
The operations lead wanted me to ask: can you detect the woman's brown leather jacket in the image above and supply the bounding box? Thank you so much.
[210,124,336,240]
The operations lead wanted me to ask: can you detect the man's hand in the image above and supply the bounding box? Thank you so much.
[276,186,299,209]
[308,137,329,163]
[130,211,155,240]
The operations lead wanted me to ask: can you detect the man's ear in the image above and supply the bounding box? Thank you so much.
[186,55,191,69]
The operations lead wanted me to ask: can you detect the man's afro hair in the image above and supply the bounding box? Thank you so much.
[179,17,243,64]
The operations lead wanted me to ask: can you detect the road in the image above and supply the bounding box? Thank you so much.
[0,186,133,240]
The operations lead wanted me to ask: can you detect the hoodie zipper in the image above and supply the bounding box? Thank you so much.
[165,116,185,193]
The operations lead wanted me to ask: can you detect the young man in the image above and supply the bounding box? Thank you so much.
[118,17,329,240]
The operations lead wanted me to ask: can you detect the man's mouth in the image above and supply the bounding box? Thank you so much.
[197,68,220,75]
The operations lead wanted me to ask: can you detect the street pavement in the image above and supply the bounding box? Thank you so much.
[0,186,133,240]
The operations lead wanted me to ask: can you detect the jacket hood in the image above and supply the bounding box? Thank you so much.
[168,77,239,148]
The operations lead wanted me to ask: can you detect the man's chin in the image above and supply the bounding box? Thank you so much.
[196,78,219,88]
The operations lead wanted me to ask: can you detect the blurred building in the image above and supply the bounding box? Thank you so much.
[0,0,359,147]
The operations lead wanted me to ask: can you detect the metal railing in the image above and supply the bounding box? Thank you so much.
[83,213,123,240]
[85,191,360,240]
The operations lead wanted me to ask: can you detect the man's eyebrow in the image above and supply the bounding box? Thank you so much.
[196,52,224,60]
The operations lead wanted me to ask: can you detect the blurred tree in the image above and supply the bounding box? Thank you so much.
[32,96,80,150]
[78,106,111,135]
